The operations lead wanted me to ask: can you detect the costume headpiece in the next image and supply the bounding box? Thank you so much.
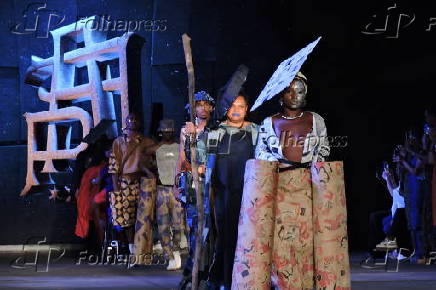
[216,64,249,119]
[185,90,215,113]
[250,37,321,111]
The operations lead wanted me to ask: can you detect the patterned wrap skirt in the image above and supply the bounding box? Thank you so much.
[232,160,350,290]
[133,177,157,262]
[110,175,141,227]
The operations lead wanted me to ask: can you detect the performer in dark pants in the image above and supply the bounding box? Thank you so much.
[207,92,258,290]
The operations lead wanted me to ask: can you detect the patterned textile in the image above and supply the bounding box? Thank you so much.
[108,134,155,175]
[134,177,156,264]
[109,175,140,227]
[181,126,208,165]
[232,159,350,290]
[255,113,330,163]
[156,185,183,259]
[311,162,350,290]
[108,151,119,174]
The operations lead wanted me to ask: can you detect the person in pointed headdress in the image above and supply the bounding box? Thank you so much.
[232,72,350,290]
[255,72,329,164]
[206,89,258,290]
[202,65,257,290]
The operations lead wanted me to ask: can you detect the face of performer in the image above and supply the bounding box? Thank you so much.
[125,114,140,131]
[281,78,307,110]
[160,131,174,142]
[195,100,213,119]
[226,95,248,123]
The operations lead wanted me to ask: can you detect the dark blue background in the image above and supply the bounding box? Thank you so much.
[0,0,434,250]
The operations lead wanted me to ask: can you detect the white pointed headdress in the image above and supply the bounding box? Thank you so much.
[250,37,321,111]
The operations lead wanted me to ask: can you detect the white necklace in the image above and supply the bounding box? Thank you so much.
[281,112,304,120]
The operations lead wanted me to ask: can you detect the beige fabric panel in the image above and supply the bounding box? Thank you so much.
[311,162,350,289]
[232,160,350,290]
[232,159,278,290]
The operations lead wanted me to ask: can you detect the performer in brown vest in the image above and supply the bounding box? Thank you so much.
[108,113,156,264]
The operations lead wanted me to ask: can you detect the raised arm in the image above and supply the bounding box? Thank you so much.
[382,168,398,197]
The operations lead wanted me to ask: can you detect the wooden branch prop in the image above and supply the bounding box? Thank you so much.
[182,33,204,290]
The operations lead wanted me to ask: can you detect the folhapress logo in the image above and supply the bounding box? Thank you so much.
[10,238,66,272]
[361,3,415,38]
[10,2,65,38]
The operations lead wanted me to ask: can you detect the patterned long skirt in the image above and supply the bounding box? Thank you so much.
[156,185,183,260]
[110,175,141,227]
[133,177,156,264]
[232,160,350,290]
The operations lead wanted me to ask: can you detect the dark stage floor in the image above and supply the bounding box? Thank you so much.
[0,252,435,289]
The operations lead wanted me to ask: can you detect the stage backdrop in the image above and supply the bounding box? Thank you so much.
[0,0,434,250]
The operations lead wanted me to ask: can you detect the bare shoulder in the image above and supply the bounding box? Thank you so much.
[304,111,313,118]
[270,114,279,122]
[112,136,122,146]
[142,136,156,146]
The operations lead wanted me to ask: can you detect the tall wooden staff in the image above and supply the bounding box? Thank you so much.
[182,33,204,290]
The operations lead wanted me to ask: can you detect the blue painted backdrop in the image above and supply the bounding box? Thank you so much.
[0,0,434,249]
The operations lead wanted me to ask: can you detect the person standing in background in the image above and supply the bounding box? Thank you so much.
[148,119,183,270]
[109,113,156,264]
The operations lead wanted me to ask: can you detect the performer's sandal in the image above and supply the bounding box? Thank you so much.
[167,251,182,270]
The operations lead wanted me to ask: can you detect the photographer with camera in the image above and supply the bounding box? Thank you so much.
[362,158,409,267]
